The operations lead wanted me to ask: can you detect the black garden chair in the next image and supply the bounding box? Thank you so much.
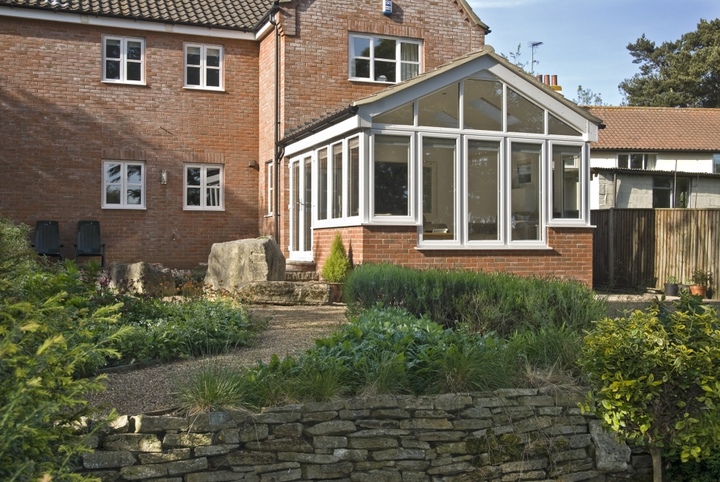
[74,220,105,267]
[33,220,64,261]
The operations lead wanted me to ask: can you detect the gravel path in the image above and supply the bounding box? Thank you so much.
[88,304,348,416]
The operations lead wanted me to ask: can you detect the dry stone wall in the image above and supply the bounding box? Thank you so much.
[80,389,651,481]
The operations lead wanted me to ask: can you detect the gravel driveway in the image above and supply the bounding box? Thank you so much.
[88,304,348,416]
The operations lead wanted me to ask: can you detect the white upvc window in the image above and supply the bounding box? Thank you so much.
[184,44,224,90]
[102,36,145,84]
[184,164,224,210]
[102,161,146,209]
[618,153,656,170]
[349,34,421,83]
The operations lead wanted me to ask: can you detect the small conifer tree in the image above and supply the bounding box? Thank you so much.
[321,232,351,283]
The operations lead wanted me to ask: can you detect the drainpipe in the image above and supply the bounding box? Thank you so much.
[270,2,282,242]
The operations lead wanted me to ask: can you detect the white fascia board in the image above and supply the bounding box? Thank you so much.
[0,7,258,40]
[283,115,364,157]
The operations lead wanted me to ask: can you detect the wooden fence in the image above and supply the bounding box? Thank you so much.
[591,209,720,299]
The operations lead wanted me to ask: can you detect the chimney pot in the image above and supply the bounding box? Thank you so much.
[551,75,558,86]
[544,74,550,85]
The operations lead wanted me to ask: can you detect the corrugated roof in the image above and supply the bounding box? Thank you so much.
[588,106,720,152]
[0,0,276,31]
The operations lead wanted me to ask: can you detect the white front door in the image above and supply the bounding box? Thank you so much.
[289,155,313,261]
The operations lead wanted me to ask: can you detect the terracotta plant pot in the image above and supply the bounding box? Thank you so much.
[328,283,343,303]
[689,285,706,298]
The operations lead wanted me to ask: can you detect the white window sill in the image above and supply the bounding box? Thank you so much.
[183,86,225,92]
[183,207,225,212]
[102,206,147,210]
[102,80,147,86]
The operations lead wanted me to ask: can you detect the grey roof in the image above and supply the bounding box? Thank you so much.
[0,0,276,31]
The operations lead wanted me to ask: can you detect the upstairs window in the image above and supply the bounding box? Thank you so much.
[103,36,145,84]
[714,154,720,174]
[184,44,223,90]
[618,153,656,170]
[349,34,421,83]
[184,165,224,210]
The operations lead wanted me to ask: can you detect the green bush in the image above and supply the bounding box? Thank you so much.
[321,232,351,283]
[344,264,605,335]
[579,293,720,478]
[0,216,124,481]
[87,295,259,367]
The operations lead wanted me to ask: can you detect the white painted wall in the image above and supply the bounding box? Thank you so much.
[590,150,720,209]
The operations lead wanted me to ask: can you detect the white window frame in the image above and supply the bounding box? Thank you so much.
[184,164,224,211]
[184,43,224,90]
[102,36,145,84]
[349,33,422,84]
[102,161,146,209]
[617,152,657,170]
[548,141,587,226]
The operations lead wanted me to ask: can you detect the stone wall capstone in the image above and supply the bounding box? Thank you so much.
[79,390,652,481]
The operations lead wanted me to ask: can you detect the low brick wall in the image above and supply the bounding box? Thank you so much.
[81,389,651,481]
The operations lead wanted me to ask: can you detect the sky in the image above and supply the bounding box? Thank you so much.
[467,0,719,105]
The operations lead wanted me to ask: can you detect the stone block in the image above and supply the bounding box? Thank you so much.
[133,415,188,433]
[103,433,162,452]
[589,420,630,473]
[109,262,176,297]
[244,437,314,453]
[433,394,473,411]
[83,451,136,469]
[301,461,353,479]
[313,436,348,449]
[371,448,425,461]
[399,418,453,430]
[238,423,269,442]
[204,236,286,291]
[273,423,304,437]
[138,448,191,464]
[163,432,213,448]
[167,457,208,475]
[194,444,238,456]
[185,471,247,482]
[306,420,357,435]
[119,463,168,480]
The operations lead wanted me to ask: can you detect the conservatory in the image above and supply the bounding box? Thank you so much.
[281,47,602,283]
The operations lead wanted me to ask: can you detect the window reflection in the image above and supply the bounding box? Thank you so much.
[468,140,500,241]
[552,145,581,219]
[507,88,544,134]
[374,135,410,216]
[464,79,503,131]
[511,143,541,240]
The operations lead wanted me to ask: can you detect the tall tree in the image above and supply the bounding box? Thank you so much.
[573,85,604,106]
[620,19,720,107]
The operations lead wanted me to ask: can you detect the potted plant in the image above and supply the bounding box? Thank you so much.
[689,269,712,298]
[663,275,679,296]
[321,232,351,303]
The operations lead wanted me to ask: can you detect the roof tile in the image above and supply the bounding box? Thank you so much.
[588,106,720,152]
[0,0,275,31]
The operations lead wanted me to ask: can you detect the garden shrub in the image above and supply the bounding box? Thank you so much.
[344,263,604,335]
[579,293,720,480]
[0,215,124,481]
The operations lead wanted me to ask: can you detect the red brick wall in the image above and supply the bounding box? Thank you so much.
[0,17,260,268]
[314,226,594,287]
[279,0,486,135]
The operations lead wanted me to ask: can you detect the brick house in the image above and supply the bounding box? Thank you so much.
[0,0,602,285]
[588,106,720,209]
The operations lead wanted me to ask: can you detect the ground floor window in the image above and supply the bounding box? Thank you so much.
[184,164,223,210]
[653,176,690,208]
[102,161,145,209]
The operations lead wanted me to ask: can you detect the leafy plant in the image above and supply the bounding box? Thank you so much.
[321,232,351,283]
[579,292,720,482]
[0,215,125,481]
[690,269,712,287]
[666,276,678,284]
